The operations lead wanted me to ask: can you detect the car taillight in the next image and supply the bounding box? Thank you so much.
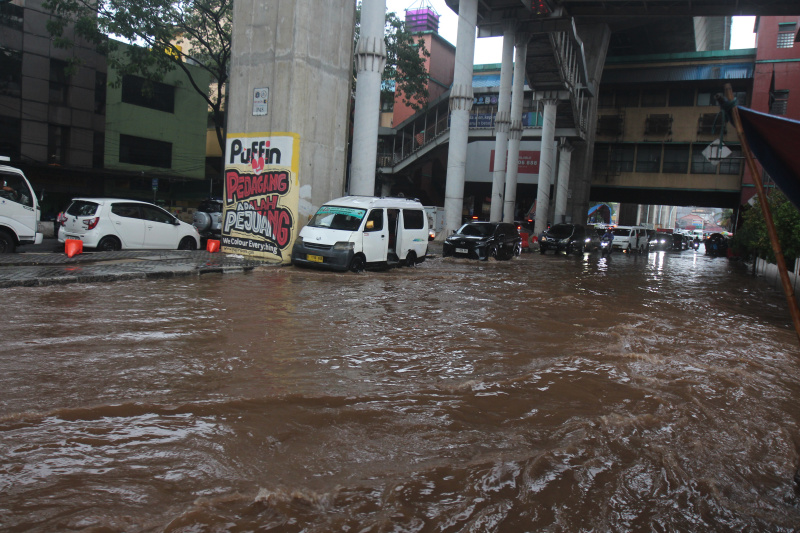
[56,212,67,226]
[83,217,99,230]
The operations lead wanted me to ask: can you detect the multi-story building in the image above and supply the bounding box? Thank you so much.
[0,0,211,219]
[591,49,754,226]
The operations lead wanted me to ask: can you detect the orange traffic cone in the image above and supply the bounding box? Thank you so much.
[65,239,83,258]
[206,239,220,253]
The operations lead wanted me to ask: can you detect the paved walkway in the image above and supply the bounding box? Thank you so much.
[0,240,448,288]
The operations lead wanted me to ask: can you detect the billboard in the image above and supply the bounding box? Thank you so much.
[221,132,300,262]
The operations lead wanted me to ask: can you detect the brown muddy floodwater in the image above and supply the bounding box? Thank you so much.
[2,249,800,531]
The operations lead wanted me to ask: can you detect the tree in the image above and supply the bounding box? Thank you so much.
[354,5,431,111]
[43,0,231,152]
[732,190,800,262]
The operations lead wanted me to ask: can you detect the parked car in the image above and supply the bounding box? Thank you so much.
[443,221,522,260]
[58,198,200,251]
[539,223,589,254]
[192,198,223,246]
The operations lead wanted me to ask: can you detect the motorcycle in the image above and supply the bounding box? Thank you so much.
[692,240,700,251]
[600,239,612,257]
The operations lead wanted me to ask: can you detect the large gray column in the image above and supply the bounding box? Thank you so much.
[443,0,477,236]
[553,141,573,224]
[350,0,387,197]
[502,34,529,223]
[533,98,558,235]
[489,25,515,222]
[224,0,355,262]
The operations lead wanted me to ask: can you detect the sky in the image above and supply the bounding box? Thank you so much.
[384,0,757,65]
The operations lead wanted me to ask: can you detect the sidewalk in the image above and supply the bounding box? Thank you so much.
[0,241,275,288]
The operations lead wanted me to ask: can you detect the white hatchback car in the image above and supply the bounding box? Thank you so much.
[58,198,200,251]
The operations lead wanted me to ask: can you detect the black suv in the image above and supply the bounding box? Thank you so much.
[443,221,522,260]
[192,198,223,246]
[539,223,588,254]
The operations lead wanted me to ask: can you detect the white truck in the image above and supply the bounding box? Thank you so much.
[0,157,43,253]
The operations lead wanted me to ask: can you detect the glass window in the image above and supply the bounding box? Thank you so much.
[691,144,717,174]
[119,134,172,168]
[95,71,106,115]
[365,209,384,232]
[0,115,21,161]
[141,205,174,224]
[48,125,70,166]
[49,59,70,105]
[778,23,796,48]
[770,90,789,115]
[403,209,424,230]
[0,47,21,97]
[641,89,667,107]
[635,144,661,173]
[593,143,610,174]
[0,2,23,29]
[669,88,695,107]
[0,171,33,207]
[307,206,365,231]
[66,200,99,217]
[697,91,716,107]
[111,203,142,219]
[662,144,690,173]
[718,146,742,175]
[121,75,175,113]
[610,144,635,172]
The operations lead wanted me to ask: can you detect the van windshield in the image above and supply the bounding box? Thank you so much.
[308,206,366,231]
[613,228,632,237]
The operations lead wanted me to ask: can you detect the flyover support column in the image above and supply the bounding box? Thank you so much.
[490,24,515,222]
[443,0,478,236]
[503,34,529,223]
[350,0,387,196]
[534,98,559,236]
[553,140,573,224]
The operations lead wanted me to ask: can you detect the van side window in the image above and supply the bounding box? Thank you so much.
[0,173,32,207]
[365,209,383,232]
[403,209,424,229]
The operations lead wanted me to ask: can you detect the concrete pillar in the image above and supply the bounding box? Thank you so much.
[502,34,529,223]
[443,0,478,236]
[553,141,573,224]
[350,0,387,196]
[224,0,355,262]
[490,25,515,222]
[533,98,558,235]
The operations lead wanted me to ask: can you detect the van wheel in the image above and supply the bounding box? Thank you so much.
[405,251,417,267]
[97,236,121,251]
[0,231,15,253]
[349,254,366,273]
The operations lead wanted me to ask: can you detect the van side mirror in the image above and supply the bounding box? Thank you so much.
[366,220,374,230]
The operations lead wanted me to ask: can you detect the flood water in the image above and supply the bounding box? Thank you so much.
[2,248,800,531]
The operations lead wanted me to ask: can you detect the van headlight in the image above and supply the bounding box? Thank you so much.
[333,241,354,251]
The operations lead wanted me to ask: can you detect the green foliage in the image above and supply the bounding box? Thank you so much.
[355,5,431,111]
[733,189,800,262]
[42,0,231,151]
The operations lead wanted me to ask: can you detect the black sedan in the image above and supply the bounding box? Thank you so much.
[443,222,522,260]
[539,223,589,254]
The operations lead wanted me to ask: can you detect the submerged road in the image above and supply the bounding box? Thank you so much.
[1,248,799,531]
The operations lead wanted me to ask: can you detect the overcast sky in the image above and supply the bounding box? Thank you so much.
[384,0,757,65]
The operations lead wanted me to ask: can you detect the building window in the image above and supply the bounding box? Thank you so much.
[662,144,690,173]
[119,134,172,168]
[718,146,742,175]
[669,88,694,107]
[615,89,639,108]
[696,90,717,106]
[770,90,789,115]
[598,89,614,108]
[593,143,610,174]
[121,75,175,113]
[49,59,70,105]
[48,125,70,166]
[636,144,661,173]
[95,71,106,115]
[0,47,22,97]
[610,144,635,172]
[0,2,23,30]
[777,23,796,48]
[0,115,21,161]
[691,144,716,174]
[93,131,105,169]
[641,89,667,108]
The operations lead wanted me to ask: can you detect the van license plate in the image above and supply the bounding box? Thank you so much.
[456,248,468,254]
[307,254,323,263]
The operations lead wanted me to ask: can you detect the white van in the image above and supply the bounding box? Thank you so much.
[0,158,43,253]
[611,225,648,254]
[292,196,429,272]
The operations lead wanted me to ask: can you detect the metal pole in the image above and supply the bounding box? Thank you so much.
[724,84,800,344]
